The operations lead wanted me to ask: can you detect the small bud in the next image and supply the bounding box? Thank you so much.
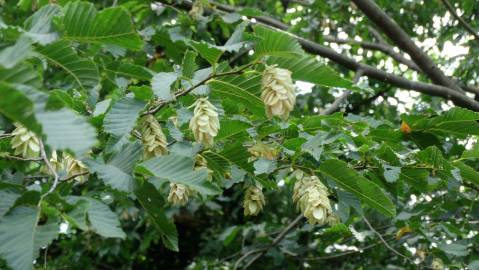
[431,258,444,270]
[168,183,191,206]
[261,65,296,120]
[63,154,89,183]
[189,97,220,147]
[243,185,265,216]
[141,115,168,159]
[248,143,279,160]
[400,121,412,134]
[10,124,40,159]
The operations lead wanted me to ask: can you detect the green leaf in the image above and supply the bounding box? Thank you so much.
[0,207,58,270]
[63,1,143,50]
[383,165,400,183]
[453,161,479,188]
[0,35,32,69]
[438,243,469,257]
[23,4,61,45]
[189,41,224,65]
[36,108,97,156]
[136,154,221,195]
[68,196,126,239]
[208,79,265,117]
[135,181,178,251]
[181,50,198,79]
[107,63,153,81]
[410,108,479,137]
[0,63,42,88]
[151,72,178,101]
[253,158,277,175]
[36,41,99,89]
[319,159,396,217]
[103,97,145,137]
[85,198,125,239]
[84,142,142,192]
[399,168,429,192]
[415,146,448,170]
[201,151,230,180]
[216,119,252,140]
[461,142,479,160]
[0,190,20,217]
[253,25,304,58]
[0,83,41,133]
[268,55,366,92]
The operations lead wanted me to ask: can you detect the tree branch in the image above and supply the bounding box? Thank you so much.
[320,69,365,115]
[440,0,479,43]
[161,1,479,111]
[233,214,303,269]
[3,155,43,162]
[351,0,463,92]
[323,35,420,71]
[141,62,258,115]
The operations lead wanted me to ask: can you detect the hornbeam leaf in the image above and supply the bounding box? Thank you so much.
[0,207,59,270]
[84,142,142,192]
[319,159,396,217]
[103,97,146,137]
[253,25,304,58]
[136,154,221,195]
[63,1,143,50]
[208,79,265,117]
[36,41,99,89]
[36,108,97,156]
[135,181,178,251]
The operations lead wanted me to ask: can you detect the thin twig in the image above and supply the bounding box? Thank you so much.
[61,172,89,182]
[142,62,258,116]
[235,214,303,269]
[39,140,60,198]
[361,214,426,267]
[320,69,365,115]
[440,0,479,43]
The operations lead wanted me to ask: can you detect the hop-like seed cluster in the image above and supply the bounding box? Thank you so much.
[41,150,63,175]
[248,143,279,160]
[168,183,191,206]
[195,154,213,181]
[63,154,89,183]
[292,171,334,225]
[141,115,168,159]
[189,97,220,147]
[10,124,40,159]
[243,185,265,216]
[261,65,296,120]
[188,0,204,19]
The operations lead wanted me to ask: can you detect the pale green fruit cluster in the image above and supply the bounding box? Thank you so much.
[261,65,296,120]
[63,154,89,183]
[189,97,220,147]
[11,124,40,158]
[292,171,334,225]
[168,183,191,206]
[243,185,265,216]
[431,258,444,270]
[141,114,168,159]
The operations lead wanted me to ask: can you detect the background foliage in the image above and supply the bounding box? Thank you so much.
[0,0,479,269]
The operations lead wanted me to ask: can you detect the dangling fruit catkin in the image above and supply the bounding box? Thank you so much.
[63,154,89,183]
[141,114,168,159]
[243,184,265,216]
[189,97,220,147]
[261,65,296,120]
[168,183,191,206]
[10,124,40,159]
[292,171,334,225]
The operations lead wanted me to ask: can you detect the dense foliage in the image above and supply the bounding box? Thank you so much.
[0,0,478,269]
